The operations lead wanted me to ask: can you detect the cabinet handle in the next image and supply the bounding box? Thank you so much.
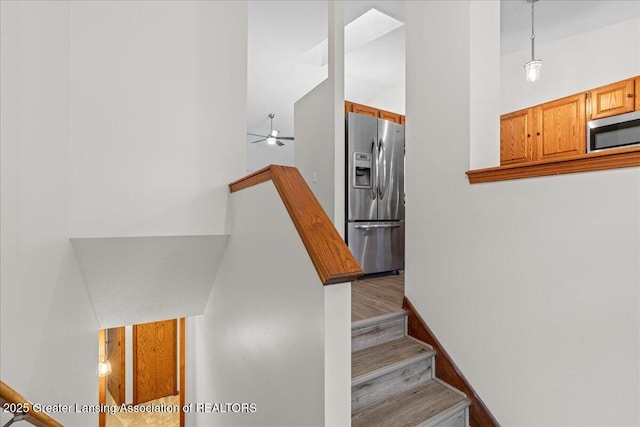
[527,134,531,138]
[628,93,634,98]
[536,132,541,136]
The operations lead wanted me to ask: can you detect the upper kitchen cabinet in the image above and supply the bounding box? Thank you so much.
[588,78,635,120]
[500,108,534,165]
[345,101,405,124]
[636,77,640,111]
[378,109,403,124]
[535,93,586,160]
[348,101,379,118]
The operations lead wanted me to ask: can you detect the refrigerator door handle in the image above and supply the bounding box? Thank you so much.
[378,139,386,199]
[353,223,401,229]
[370,139,377,200]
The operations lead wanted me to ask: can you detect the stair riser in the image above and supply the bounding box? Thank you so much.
[352,316,406,352]
[352,356,434,411]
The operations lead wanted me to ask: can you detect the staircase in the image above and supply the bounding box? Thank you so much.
[351,310,471,427]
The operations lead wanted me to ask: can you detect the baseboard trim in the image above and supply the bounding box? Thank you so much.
[403,296,501,427]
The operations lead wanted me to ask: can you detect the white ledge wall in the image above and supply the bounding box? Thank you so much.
[187,181,325,426]
[406,1,639,425]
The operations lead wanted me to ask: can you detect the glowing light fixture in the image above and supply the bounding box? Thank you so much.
[524,0,542,82]
[266,136,277,145]
[98,356,112,377]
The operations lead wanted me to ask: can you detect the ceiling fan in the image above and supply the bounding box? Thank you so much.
[248,113,294,147]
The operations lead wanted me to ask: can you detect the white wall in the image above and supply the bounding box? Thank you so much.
[363,79,406,116]
[70,1,247,237]
[501,17,640,115]
[294,2,346,227]
[406,1,639,426]
[0,3,98,425]
[295,80,336,220]
[186,181,325,426]
[0,2,247,425]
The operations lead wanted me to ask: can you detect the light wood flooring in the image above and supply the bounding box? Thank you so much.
[106,392,179,427]
[352,274,404,322]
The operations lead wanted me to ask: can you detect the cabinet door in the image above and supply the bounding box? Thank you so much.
[350,102,378,118]
[589,78,634,120]
[536,93,586,160]
[500,109,534,165]
[636,77,640,111]
[378,109,402,123]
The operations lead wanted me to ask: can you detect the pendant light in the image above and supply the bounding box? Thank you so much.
[524,0,542,82]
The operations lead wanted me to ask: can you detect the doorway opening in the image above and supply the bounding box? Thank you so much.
[98,318,185,427]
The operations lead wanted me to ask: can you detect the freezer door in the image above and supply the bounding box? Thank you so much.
[377,119,405,221]
[347,221,404,275]
[347,113,378,221]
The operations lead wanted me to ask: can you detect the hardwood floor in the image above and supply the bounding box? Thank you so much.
[352,274,404,322]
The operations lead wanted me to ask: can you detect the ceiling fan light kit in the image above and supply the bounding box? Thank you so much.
[248,113,294,147]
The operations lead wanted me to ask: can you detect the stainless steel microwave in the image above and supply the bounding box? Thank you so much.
[587,110,640,153]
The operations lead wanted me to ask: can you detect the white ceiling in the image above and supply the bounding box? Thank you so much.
[246,0,639,171]
[501,0,640,53]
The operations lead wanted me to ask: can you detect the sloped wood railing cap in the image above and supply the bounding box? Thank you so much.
[229,165,363,285]
[0,380,64,427]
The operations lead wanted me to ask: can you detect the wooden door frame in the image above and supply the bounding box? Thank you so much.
[98,319,185,427]
[98,329,106,427]
[106,327,126,405]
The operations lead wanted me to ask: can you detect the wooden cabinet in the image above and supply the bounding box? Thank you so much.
[535,93,586,160]
[636,77,640,111]
[379,109,402,124]
[588,78,635,120]
[500,93,586,164]
[345,101,405,124]
[349,102,379,118]
[500,109,534,165]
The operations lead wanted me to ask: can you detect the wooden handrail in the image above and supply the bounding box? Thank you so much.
[0,381,64,427]
[229,165,363,285]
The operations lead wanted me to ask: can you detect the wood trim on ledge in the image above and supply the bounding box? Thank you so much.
[403,297,501,427]
[229,165,363,285]
[0,381,64,427]
[467,146,640,183]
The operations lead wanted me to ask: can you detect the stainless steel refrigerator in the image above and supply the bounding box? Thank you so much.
[346,112,404,275]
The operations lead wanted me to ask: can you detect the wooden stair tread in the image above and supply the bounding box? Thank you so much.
[352,380,470,427]
[352,337,434,380]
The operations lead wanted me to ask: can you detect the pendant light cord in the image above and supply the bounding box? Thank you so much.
[530,0,536,61]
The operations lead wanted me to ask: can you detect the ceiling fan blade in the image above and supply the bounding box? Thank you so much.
[248,132,268,138]
[249,138,266,144]
[276,140,285,147]
[277,136,295,140]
